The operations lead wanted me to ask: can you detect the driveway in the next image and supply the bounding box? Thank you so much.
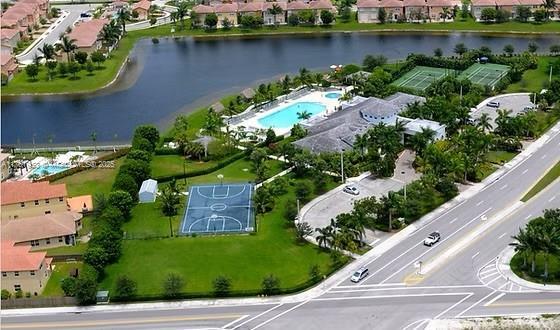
[17,4,91,64]
[300,150,420,245]
[470,93,535,129]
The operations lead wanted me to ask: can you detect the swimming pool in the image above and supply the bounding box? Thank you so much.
[29,165,69,177]
[257,102,326,129]
[325,92,342,99]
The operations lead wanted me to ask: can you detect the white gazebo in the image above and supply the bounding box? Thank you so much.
[138,179,158,203]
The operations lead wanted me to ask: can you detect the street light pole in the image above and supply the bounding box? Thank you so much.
[340,151,345,183]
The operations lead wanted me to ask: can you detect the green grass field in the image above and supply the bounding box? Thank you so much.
[521,161,560,202]
[391,66,452,91]
[54,157,125,197]
[101,177,340,296]
[507,57,557,93]
[42,262,83,297]
[511,252,560,284]
[486,150,518,165]
[151,155,219,178]
[458,63,510,88]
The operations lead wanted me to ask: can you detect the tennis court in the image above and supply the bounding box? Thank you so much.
[458,63,510,88]
[392,66,454,91]
[180,183,255,235]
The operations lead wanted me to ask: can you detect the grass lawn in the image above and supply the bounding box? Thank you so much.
[476,162,498,182]
[53,157,125,197]
[42,261,83,297]
[506,57,556,93]
[101,176,341,296]
[486,150,518,165]
[151,155,219,178]
[511,252,560,284]
[43,243,88,257]
[521,161,560,202]
[534,109,560,137]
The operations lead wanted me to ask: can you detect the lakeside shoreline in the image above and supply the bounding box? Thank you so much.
[2,25,559,97]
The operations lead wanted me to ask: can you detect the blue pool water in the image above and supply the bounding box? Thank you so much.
[258,102,326,129]
[30,165,69,177]
[325,92,342,99]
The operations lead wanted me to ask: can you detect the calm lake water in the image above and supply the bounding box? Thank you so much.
[2,32,559,145]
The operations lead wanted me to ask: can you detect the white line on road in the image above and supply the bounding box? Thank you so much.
[455,290,497,317]
[229,304,283,330]
[328,285,485,294]
[450,217,458,224]
[480,271,499,280]
[483,292,506,306]
[500,184,508,190]
[541,154,547,159]
[485,275,503,285]
[549,196,557,203]
[472,252,480,259]
[476,201,484,206]
[222,315,250,329]
[313,292,474,302]
[251,301,308,330]
[498,233,507,239]
[524,214,533,220]
[433,293,474,319]
[522,169,529,174]
[334,283,406,289]
[403,319,431,330]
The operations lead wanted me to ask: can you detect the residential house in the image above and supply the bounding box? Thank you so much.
[20,0,49,15]
[381,0,406,21]
[1,52,19,81]
[192,4,215,26]
[427,0,454,21]
[1,241,52,295]
[403,0,429,21]
[471,0,496,20]
[1,28,21,50]
[1,212,83,251]
[357,0,383,23]
[1,181,69,222]
[133,0,151,21]
[238,2,264,19]
[497,0,519,18]
[263,1,288,25]
[357,0,405,23]
[67,19,109,54]
[1,13,30,36]
[516,0,548,18]
[286,1,310,20]
[215,3,239,28]
[0,153,11,180]
[309,0,336,24]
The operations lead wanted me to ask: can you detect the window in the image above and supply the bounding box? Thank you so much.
[14,285,21,291]
[34,200,39,205]
[31,240,40,246]
[59,236,63,242]
[20,202,25,208]
[59,197,64,202]
[14,271,19,277]
[45,210,51,215]
[45,199,50,204]
[30,271,35,276]
[2,272,6,277]
[46,238,50,245]
[14,215,18,220]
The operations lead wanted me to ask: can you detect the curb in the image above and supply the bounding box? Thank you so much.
[498,246,560,292]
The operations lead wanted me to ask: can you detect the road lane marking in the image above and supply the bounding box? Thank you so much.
[403,319,431,330]
[380,207,493,284]
[549,196,557,202]
[2,314,245,329]
[471,252,480,259]
[455,290,497,317]
[479,268,496,275]
[485,274,503,285]
[433,293,474,319]
[489,300,560,307]
[334,283,406,289]
[222,315,250,329]
[230,304,283,330]
[328,285,485,294]
[480,271,499,280]
[313,292,474,302]
[450,217,458,224]
[500,184,508,190]
[541,154,547,159]
[251,301,309,330]
[476,201,484,206]
[524,214,533,220]
[483,292,506,306]
[498,232,507,239]
[522,169,529,174]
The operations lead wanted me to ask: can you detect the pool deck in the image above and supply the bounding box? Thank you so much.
[232,88,348,136]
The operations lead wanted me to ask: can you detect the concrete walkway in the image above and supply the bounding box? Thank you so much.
[498,246,560,292]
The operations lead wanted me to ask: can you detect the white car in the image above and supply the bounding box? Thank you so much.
[343,185,359,195]
[487,101,500,108]
[350,267,369,283]
[423,231,441,246]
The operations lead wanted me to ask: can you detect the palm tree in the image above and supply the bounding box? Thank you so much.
[160,185,180,217]
[353,134,368,158]
[410,127,436,157]
[90,131,97,154]
[101,20,122,47]
[183,141,205,160]
[315,226,333,248]
[297,110,312,120]
[542,0,557,19]
[268,4,284,26]
[55,36,77,62]
[441,7,450,22]
[38,43,56,61]
[476,113,493,132]
[116,8,131,35]
[175,1,189,29]
[511,225,540,273]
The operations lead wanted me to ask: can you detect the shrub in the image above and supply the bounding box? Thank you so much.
[75,266,98,305]
[15,290,23,299]
[435,178,459,199]
[114,275,137,300]
[283,199,298,221]
[204,13,218,28]
[89,225,123,262]
[309,265,321,282]
[61,277,77,297]
[127,149,152,162]
[212,275,231,297]
[163,273,185,298]
[132,137,155,153]
[1,289,11,300]
[133,125,160,148]
[288,13,299,26]
[112,172,139,202]
[261,274,280,295]
[74,51,88,65]
[83,246,110,272]
[320,10,334,25]
[295,180,313,202]
[108,190,135,218]
[98,206,125,230]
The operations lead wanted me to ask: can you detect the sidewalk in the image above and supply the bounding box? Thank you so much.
[498,246,560,292]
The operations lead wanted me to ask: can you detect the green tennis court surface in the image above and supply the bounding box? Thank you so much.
[392,66,454,92]
[458,63,510,88]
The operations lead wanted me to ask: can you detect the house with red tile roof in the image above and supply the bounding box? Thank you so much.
[403,0,429,21]
[1,51,19,80]
[427,0,454,21]
[1,181,69,222]
[1,241,52,295]
[263,2,288,25]
[471,0,496,20]
[133,0,151,21]
[239,2,264,18]
[1,28,21,51]
[67,19,109,54]
[357,0,384,23]
[1,212,83,251]
[215,3,239,27]
[286,0,310,19]
[191,4,215,26]
[1,0,47,38]
[309,0,336,24]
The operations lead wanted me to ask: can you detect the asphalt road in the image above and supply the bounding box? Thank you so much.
[2,126,559,329]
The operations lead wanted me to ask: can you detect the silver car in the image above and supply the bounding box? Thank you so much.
[343,185,359,195]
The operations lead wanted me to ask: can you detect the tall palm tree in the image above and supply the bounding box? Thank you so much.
[55,36,77,62]
[101,20,122,47]
[268,4,284,26]
[410,127,436,157]
[353,134,368,158]
[116,8,131,34]
[511,225,540,273]
[38,43,56,61]
[476,113,493,132]
[175,1,189,29]
[315,226,333,248]
[542,0,557,19]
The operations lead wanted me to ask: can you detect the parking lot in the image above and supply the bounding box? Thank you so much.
[470,93,535,129]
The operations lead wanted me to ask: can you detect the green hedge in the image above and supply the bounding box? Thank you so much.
[154,148,182,155]
[41,148,130,183]
[154,151,249,182]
